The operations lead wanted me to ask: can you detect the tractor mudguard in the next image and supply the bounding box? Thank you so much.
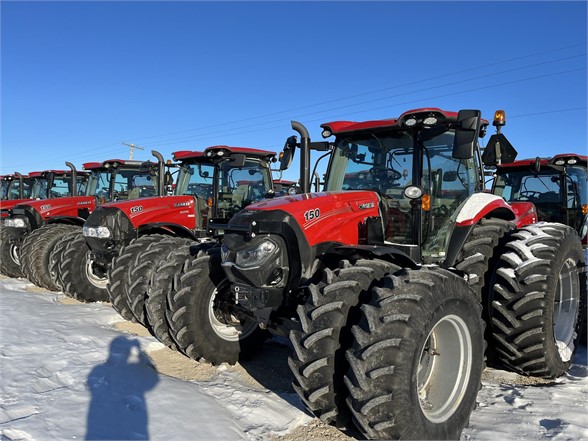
[444,193,517,268]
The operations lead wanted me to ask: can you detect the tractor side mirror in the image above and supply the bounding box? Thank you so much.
[280,135,297,171]
[228,154,246,167]
[443,171,458,182]
[452,110,481,160]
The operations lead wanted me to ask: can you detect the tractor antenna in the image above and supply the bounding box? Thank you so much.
[122,142,145,160]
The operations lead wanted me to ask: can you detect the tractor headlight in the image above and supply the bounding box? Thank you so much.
[83,226,112,238]
[4,218,27,228]
[404,185,423,199]
[235,239,277,269]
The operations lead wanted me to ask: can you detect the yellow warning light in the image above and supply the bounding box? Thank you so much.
[422,194,431,211]
[207,197,213,207]
[493,110,506,127]
[166,159,172,165]
[582,204,588,215]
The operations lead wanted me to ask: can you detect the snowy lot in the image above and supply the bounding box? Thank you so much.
[1,275,586,441]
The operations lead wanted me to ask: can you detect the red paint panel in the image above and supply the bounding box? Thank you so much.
[247,191,380,247]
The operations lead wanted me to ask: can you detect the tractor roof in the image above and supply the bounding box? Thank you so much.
[497,153,587,171]
[204,145,276,160]
[172,151,206,162]
[321,108,489,134]
[101,159,156,168]
[82,162,105,170]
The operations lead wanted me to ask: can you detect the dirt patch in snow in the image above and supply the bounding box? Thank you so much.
[148,347,219,382]
[58,296,83,305]
[113,320,152,337]
[269,419,357,441]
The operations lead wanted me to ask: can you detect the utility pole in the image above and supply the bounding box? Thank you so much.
[122,142,145,160]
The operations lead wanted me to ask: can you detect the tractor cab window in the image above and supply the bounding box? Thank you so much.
[8,179,29,199]
[216,159,272,219]
[50,176,75,198]
[175,163,215,200]
[86,170,112,200]
[112,168,157,200]
[494,170,562,223]
[31,179,49,199]
[0,180,9,199]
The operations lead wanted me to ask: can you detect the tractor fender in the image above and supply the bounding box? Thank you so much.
[137,222,203,240]
[443,193,516,269]
[454,193,515,227]
[334,244,419,269]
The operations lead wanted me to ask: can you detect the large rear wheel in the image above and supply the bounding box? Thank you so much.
[145,242,212,349]
[20,224,79,291]
[345,267,484,440]
[107,235,162,321]
[490,222,586,378]
[126,236,192,325]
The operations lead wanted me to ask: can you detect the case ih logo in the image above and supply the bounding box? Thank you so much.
[130,205,143,214]
[358,202,375,210]
[174,202,191,208]
[40,204,51,211]
[77,201,92,206]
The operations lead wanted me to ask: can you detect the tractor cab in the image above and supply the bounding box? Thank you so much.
[321,109,488,260]
[83,157,163,203]
[1,173,33,201]
[492,154,587,241]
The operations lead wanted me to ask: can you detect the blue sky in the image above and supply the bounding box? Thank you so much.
[1,1,586,182]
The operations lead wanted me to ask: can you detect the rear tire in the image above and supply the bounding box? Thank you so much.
[126,236,191,325]
[60,233,110,302]
[344,267,484,440]
[49,229,82,291]
[145,243,212,349]
[20,224,79,291]
[107,235,161,321]
[0,227,25,278]
[167,247,269,365]
[288,258,399,426]
[490,222,586,378]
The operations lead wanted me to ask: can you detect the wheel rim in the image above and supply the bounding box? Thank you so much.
[85,252,108,289]
[208,281,258,342]
[10,243,20,265]
[553,257,580,362]
[417,314,473,423]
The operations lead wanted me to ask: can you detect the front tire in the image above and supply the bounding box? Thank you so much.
[0,227,25,278]
[60,233,110,302]
[490,222,586,378]
[167,248,269,365]
[344,267,485,440]
[288,258,399,426]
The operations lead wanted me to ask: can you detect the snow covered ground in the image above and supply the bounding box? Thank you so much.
[1,275,586,441]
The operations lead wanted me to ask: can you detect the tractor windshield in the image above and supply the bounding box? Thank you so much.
[216,158,272,219]
[326,128,479,259]
[111,167,159,200]
[175,163,215,200]
[7,178,32,200]
[85,170,113,200]
[0,180,9,199]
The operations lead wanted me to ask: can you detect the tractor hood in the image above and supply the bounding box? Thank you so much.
[0,198,33,217]
[13,196,96,221]
[95,195,200,230]
[227,191,381,248]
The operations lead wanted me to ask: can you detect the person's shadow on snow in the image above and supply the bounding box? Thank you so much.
[85,336,159,440]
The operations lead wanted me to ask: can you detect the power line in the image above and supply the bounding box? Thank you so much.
[127,43,586,143]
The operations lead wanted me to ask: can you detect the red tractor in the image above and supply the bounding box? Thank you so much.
[0,166,90,278]
[1,156,164,288]
[60,145,278,332]
[165,108,585,439]
[1,172,51,219]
